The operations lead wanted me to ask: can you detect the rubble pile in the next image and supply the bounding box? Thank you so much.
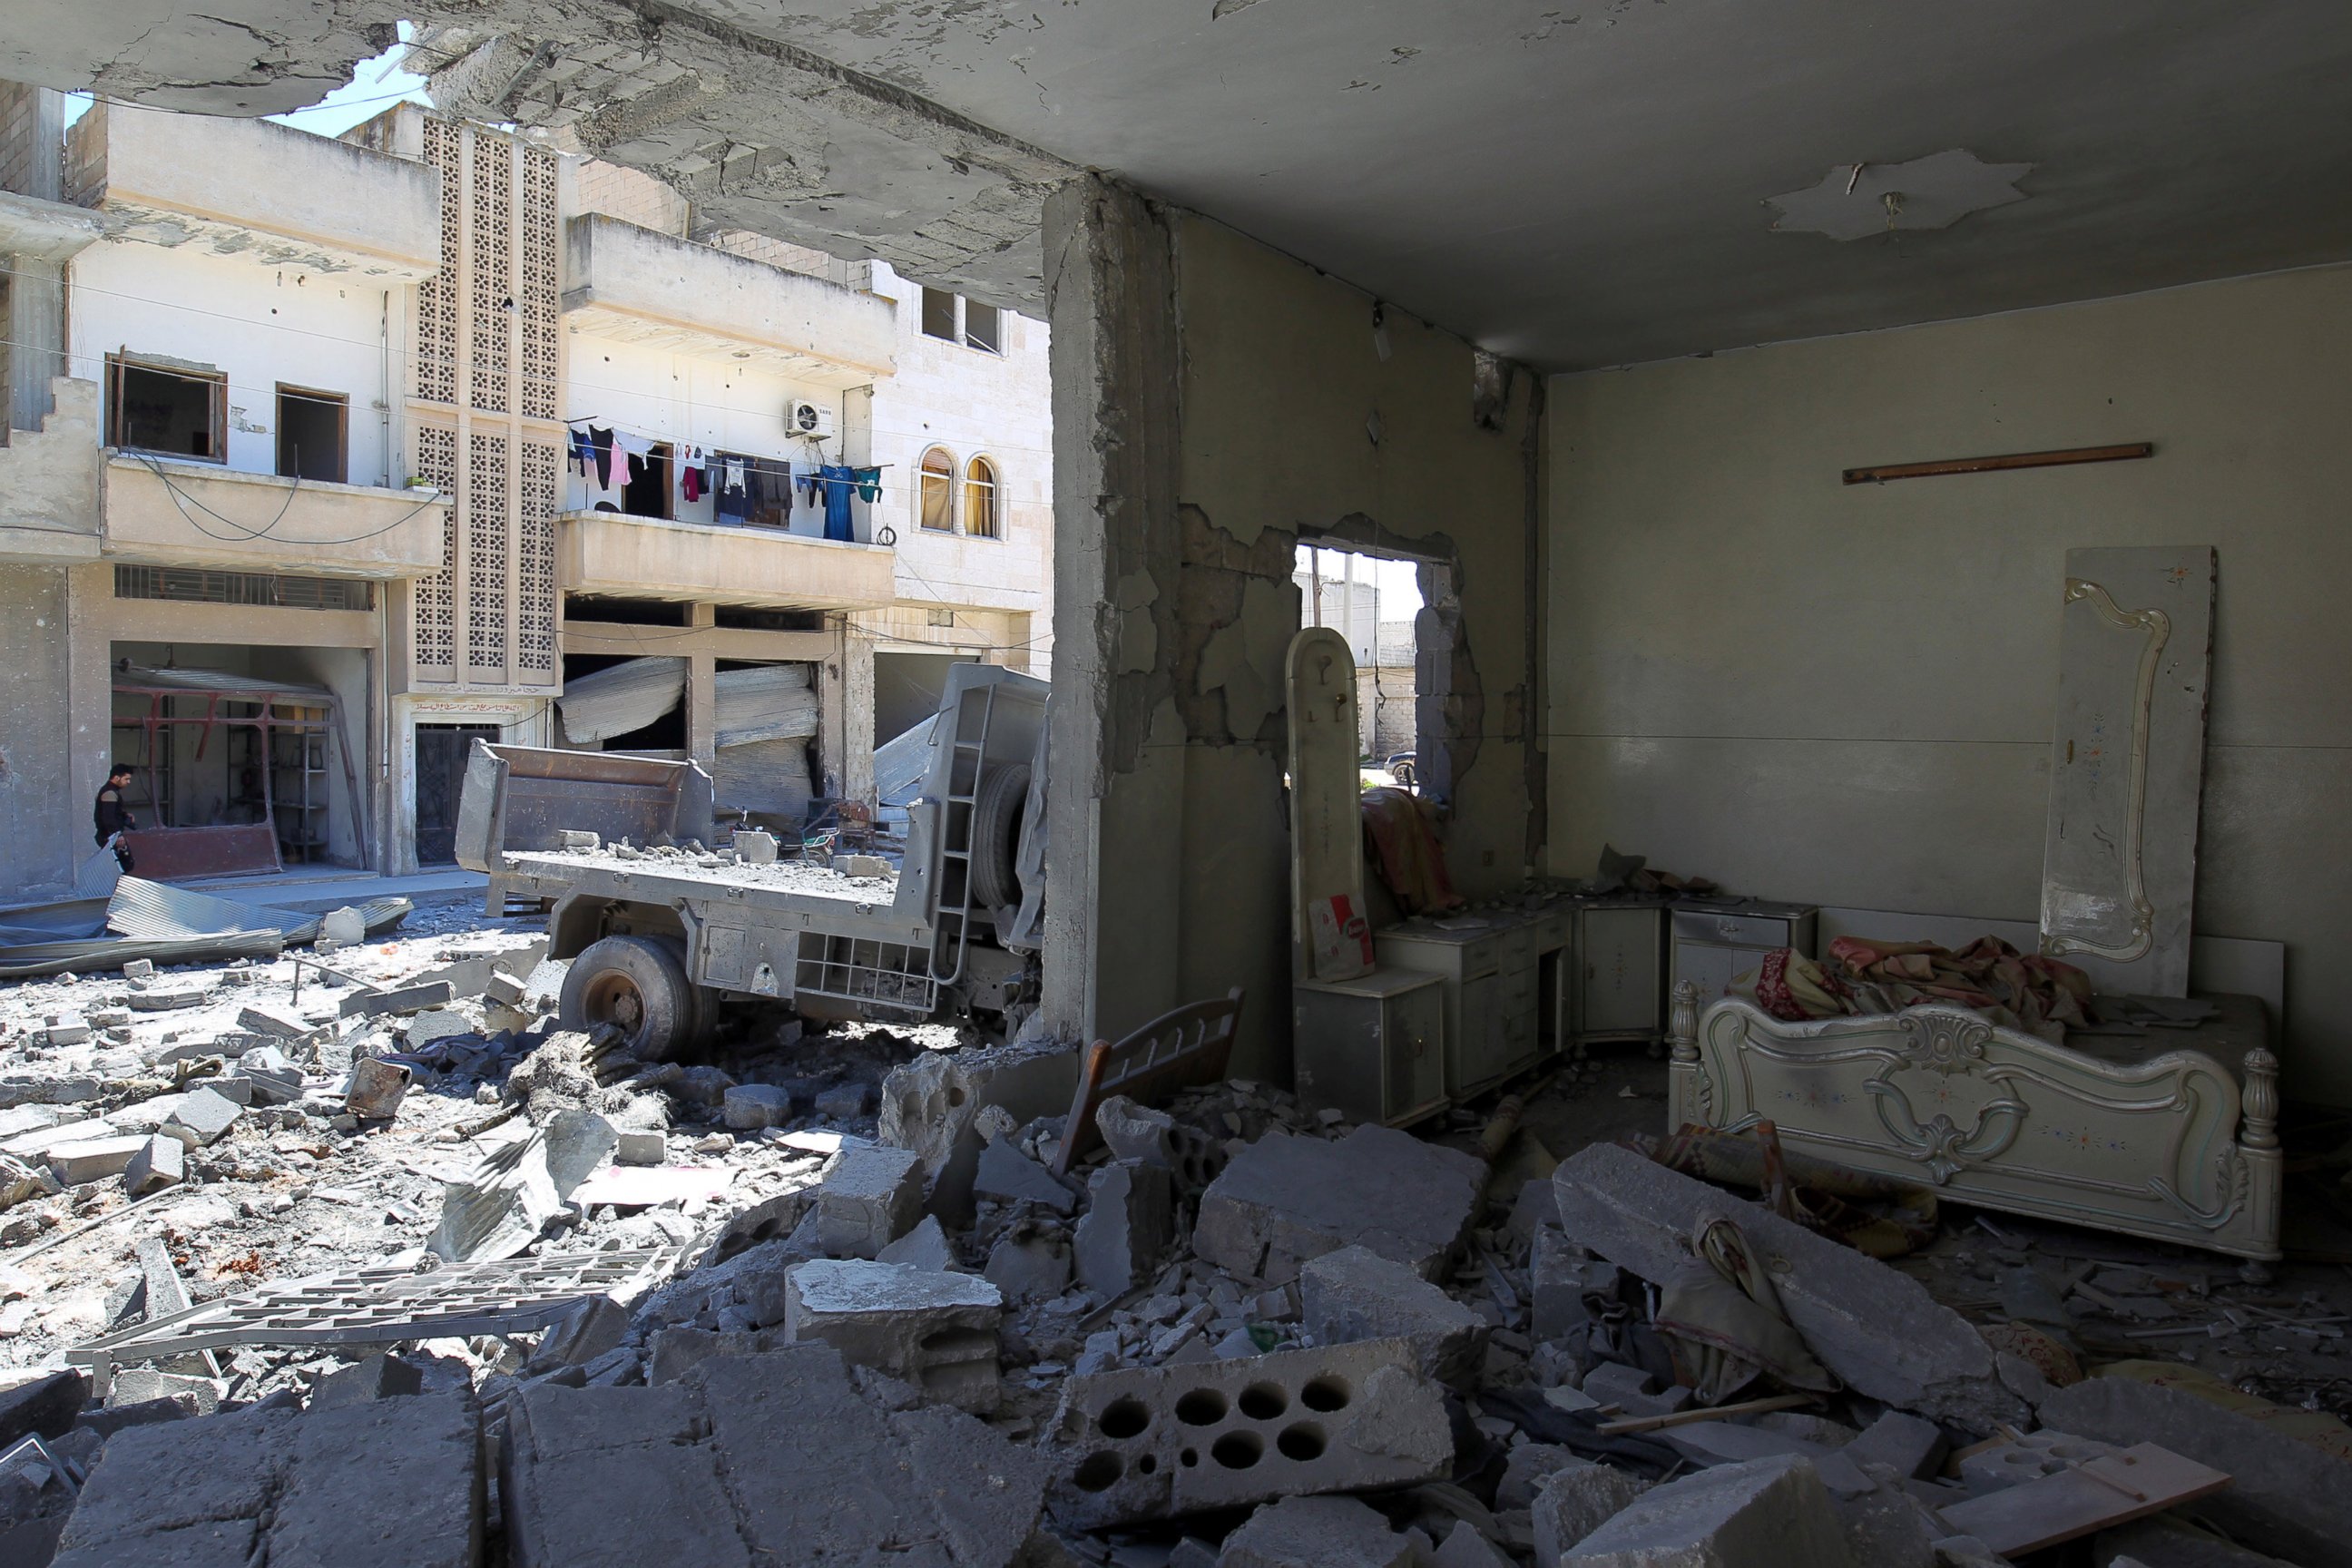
[0,913,2349,1564]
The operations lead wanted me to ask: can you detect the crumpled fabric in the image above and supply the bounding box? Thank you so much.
[1654,1210,1838,1406]
[1632,1124,1940,1259]
[1734,935,2094,1041]
[1359,787,1461,915]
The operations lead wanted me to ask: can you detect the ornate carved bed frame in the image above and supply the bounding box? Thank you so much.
[1666,984,2282,1266]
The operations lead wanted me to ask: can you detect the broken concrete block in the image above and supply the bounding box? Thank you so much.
[484,970,528,1007]
[1846,1410,1951,1481]
[722,1083,795,1130]
[975,1135,1077,1213]
[338,979,454,1020]
[1553,1143,2026,1430]
[134,1236,191,1318]
[318,906,368,945]
[1831,1481,1943,1568]
[2093,1516,2300,1568]
[556,829,601,851]
[2037,1374,2352,1567]
[876,1213,956,1271]
[237,1002,312,1040]
[1533,1458,1656,1568]
[877,1037,1080,1229]
[505,1344,1046,1565]
[106,1367,224,1415]
[784,1259,1003,1412]
[0,1372,86,1448]
[1042,1337,1453,1526]
[128,984,211,1013]
[527,1297,631,1374]
[832,854,892,878]
[403,1009,474,1047]
[1436,1519,1517,1568]
[235,1045,303,1105]
[1564,1454,1854,1568]
[1501,1444,1583,1511]
[44,1020,90,1046]
[122,1133,182,1197]
[815,1082,873,1119]
[309,1352,423,1409]
[45,1134,150,1186]
[814,1145,926,1259]
[1194,1125,1483,1285]
[984,1232,1073,1303]
[1582,1361,1688,1416]
[1661,1421,1872,1495]
[1075,1160,1175,1298]
[164,1086,242,1147]
[735,828,777,864]
[613,1128,665,1165]
[1300,1243,1489,1387]
[343,1057,411,1121]
[1220,1494,1416,1567]
[1533,1224,1618,1341]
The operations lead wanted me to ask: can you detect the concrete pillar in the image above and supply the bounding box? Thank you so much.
[840,625,876,804]
[686,603,717,772]
[1041,176,1187,1045]
[3,84,67,431]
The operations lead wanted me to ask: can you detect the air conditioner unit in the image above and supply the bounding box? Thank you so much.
[787,400,836,440]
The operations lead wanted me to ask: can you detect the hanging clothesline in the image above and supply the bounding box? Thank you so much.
[561,415,893,482]
[564,418,890,544]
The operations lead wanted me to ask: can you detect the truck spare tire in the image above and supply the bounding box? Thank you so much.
[971,762,1030,911]
[558,934,698,1062]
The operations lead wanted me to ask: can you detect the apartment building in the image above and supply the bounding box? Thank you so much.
[0,89,1054,895]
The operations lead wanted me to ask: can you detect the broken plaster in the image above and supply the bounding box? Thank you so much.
[1194,575,1295,742]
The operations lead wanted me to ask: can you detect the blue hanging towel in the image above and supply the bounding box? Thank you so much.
[819,463,858,542]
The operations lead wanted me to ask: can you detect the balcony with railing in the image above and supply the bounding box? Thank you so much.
[103,453,447,579]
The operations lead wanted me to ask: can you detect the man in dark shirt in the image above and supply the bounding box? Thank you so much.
[93,763,137,872]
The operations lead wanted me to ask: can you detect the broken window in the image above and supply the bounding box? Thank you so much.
[108,357,225,461]
[1296,540,1432,787]
[275,386,348,484]
[920,288,958,341]
[964,455,1000,538]
[964,300,1001,354]
[918,447,956,531]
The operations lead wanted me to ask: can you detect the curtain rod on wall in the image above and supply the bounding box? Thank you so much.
[1843,443,2152,485]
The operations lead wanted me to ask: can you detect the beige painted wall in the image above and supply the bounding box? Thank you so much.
[1167,214,1542,1079]
[1546,265,2352,1102]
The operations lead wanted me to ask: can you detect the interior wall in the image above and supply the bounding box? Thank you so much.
[1545,264,2352,1102]
[1044,177,1544,1082]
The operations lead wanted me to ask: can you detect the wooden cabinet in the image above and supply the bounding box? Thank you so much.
[1571,897,1667,1052]
[1377,907,1566,1098]
[1669,898,1818,1007]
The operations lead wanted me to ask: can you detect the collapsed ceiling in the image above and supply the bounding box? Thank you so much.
[10,2,2352,369]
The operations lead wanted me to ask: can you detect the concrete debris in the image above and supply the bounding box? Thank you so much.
[877,1213,957,1271]
[1436,1518,1518,1568]
[54,1388,477,1568]
[338,978,455,1019]
[1563,1454,1854,1568]
[309,1351,423,1409]
[505,1344,1048,1566]
[723,1083,795,1130]
[2037,1374,2351,1567]
[45,1135,149,1187]
[162,1086,241,1146]
[1301,1243,1490,1387]
[785,1258,1004,1410]
[814,1144,926,1259]
[1042,1338,1452,1526]
[1219,1493,1417,1566]
[343,1056,412,1121]
[1075,1160,1176,1297]
[985,1230,1075,1304]
[0,1374,87,1450]
[1533,1458,1655,1567]
[976,1135,1079,1214]
[1096,1094,1227,1190]
[120,1133,182,1197]
[1194,1125,1483,1284]
[1553,1143,2027,1430]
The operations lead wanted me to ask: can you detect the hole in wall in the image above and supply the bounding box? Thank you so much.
[1073,1452,1122,1492]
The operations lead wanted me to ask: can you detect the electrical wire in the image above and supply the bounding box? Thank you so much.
[133,452,449,546]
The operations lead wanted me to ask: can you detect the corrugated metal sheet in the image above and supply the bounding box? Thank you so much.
[105,877,318,942]
[713,664,818,748]
[113,662,336,700]
[713,739,813,822]
[873,713,938,808]
[556,658,685,745]
[0,931,282,980]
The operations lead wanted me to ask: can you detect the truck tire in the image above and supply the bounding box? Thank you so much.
[559,935,697,1063]
[971,762,1029,911]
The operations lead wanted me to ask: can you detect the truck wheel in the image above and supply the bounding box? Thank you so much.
[972,762,1029,910]
[560,936,697,1063]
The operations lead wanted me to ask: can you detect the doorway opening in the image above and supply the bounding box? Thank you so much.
[415,722,499,865]
[1292,541,1429,790]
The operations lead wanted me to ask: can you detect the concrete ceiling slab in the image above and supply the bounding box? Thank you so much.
[14,2,2352,369]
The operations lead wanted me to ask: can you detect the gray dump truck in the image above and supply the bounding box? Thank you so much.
[455,664,1048,1059]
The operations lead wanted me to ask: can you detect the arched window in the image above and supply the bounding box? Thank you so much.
[964,455,1001,539]
[917,447,956,532]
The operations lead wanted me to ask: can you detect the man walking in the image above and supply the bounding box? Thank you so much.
[93,762,138,873]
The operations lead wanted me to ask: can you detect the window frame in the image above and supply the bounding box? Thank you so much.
[916,445,958,532]
[919,287,959,342]
[107,353,228,464]
[274,383,349,485]
[963,300,1002,355]
[963,454,1002,539]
